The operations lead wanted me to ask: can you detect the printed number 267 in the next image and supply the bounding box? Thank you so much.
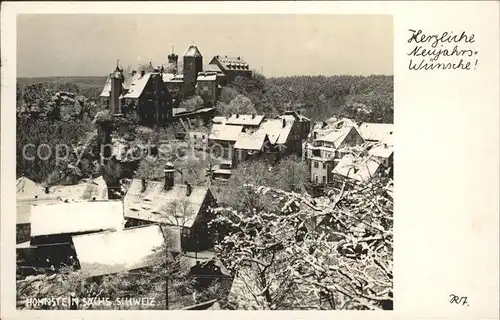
[450,294,469,306]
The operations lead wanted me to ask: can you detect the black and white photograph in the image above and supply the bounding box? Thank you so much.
[12,13,394,310]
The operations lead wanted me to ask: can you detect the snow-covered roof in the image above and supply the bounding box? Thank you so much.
[226,114,264,127]
[332,155,382,182]
[358,123,394,145]
[72,224,164,277]
[30,201,124,237]
[209,124,244,142]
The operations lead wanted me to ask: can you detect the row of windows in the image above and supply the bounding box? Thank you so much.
[314,175,327,184]
[313,161,327,169]
[143,113,169,120]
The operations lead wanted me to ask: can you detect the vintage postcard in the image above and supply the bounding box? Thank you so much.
[1,1,498,319]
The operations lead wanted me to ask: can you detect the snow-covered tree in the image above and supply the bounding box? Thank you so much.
[210,173,393,310]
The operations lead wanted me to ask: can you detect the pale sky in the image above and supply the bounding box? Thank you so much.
[17,14,393,78]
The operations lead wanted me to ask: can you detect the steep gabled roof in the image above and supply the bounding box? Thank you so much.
[211,55,250,71]
[204,64,224,74]
[316,126,354,148]
[124,179,211,228]
[258,117,294,145]
[123,73,152,99]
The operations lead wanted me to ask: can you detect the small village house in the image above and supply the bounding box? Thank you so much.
[16,176,109,244]
[208,124,244,161]
[368,143,394,169]
[281,110,311,140]
[258,115,303,158]
[305,118,364,186]
[71,224,165,278]
[123,163,218,253]
[233,131,274,164]
[17,201,124,271]
[179,251,232,303]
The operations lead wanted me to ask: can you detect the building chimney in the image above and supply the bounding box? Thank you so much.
[282,118,286,128]
[252,114,255,119]
[236,114,239,118]
[164,162,175,190]
[92,197,96,201]
[44,186,50,194]
[185,181,192,197]
[141,70,146,77]
[141,178,147,192]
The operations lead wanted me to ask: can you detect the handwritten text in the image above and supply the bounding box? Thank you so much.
[407,29,479,71]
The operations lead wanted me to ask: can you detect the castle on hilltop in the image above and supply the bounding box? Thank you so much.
[99,44,252,126]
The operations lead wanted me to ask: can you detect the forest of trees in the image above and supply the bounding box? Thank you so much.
[221,73,393,123]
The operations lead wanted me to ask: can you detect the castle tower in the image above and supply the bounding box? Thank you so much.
[109,61,124,115]
[183,44,203,96]
[167,53,179,74]
[167,45,179,74]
